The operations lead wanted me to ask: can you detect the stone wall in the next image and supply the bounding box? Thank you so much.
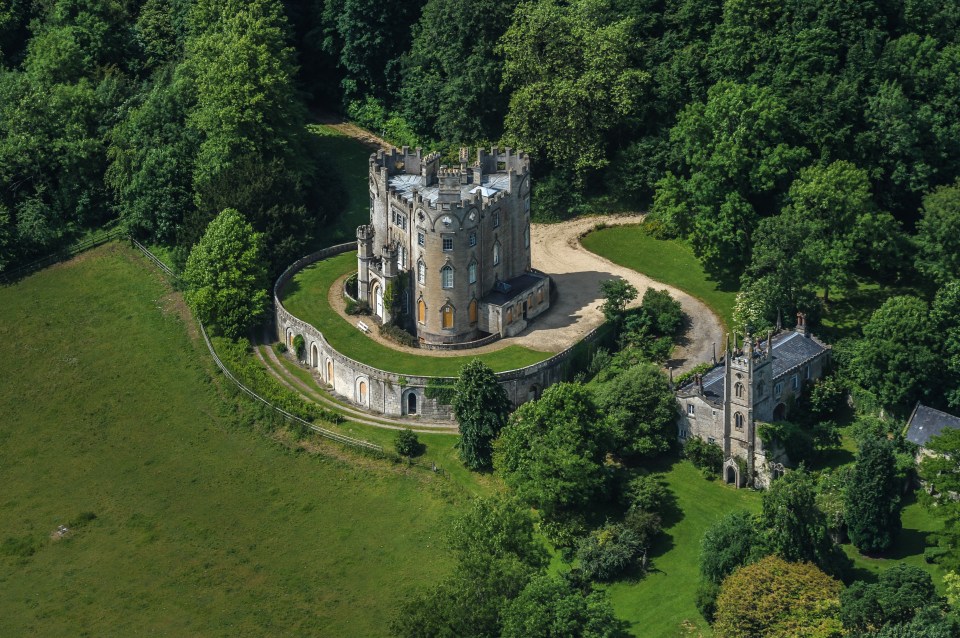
[275,245,604,419]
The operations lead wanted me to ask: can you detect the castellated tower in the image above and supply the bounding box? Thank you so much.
[723,334,774,485]
[357,146,550,345]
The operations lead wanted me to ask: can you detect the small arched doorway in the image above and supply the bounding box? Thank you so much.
[407,392,417,415]
[528,385,540,401]
[373,283,384,318]
[725,465,738,486]
[773,402,787,421]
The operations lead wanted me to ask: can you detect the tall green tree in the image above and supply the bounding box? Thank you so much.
[933,281,960,410]
[494,383,613,519]
[595,363,676,458]
[499,0,648,181]
[452,359,512,470]
[182,208,269,338]
[845,436,901,554]
[841,564,940,633]
[919,428,960,572]
[848,295,941,412]
[916,180,960,285]
[500,574,630,638]
[699,510,762,585]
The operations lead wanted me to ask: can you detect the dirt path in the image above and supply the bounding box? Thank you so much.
[521,215,725,372]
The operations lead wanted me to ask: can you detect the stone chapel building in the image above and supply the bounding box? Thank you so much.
[357,146,550,345]
[676,314,831,488]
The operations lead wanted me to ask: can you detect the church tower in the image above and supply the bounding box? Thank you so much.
[723,332,773,487]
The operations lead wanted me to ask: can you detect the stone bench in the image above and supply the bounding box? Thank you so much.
[357,320,371,334]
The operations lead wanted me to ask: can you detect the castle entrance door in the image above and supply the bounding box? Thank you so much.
[375,284,384,318]
[407,393,417,415]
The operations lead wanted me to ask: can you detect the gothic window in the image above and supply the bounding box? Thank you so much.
[397,245,406,269]
[417,232,425,247]
[469,232,477,247]
[735,382,744,399]
[775,382,783,397]
[417,260,425,285]
[469,261,477,284]
[393,209,407,230]
[441,265,454,288]
[735,412,744,430]
[805,365,811,379]
[402,290,409,314]
[442,236,454,251]
[493,210,501,228]
[792,375,799,390]
[441,304,454,329]
[524,225,530,248]
[417,298,426,323]
[493,241,501,265]
[469,299,478,324]
[687,403,695,415]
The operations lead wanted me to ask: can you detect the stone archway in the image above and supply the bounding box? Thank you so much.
[773,402,787,421]
[406,391,417,415]
[373,282,384,318]
[326,359,334,384]
[723,458,741,488]
[311,343,319,369]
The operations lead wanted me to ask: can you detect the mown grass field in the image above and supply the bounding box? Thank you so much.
[606,460,762,637]
[280,251,551,376]
[582,225,737,332]
[0,244,461,636]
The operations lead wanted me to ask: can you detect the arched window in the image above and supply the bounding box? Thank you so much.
[441,265,454,289]
[506,307,513,323]
[417,260,425,284]
[442,304,454,329]
[469,299,478,324]
[326,360,333,382]
[493,241,501,265]
[469,262,477,284]
[358,381,367,404]
[735,382,744,398]
[735,412,744,430]
[417,298,426,323]
[524,225,530,248]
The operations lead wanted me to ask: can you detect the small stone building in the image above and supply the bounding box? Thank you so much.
[676,314,831,488]
[357,146,550,345]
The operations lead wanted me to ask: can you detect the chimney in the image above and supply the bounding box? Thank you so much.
[796,312,809,337]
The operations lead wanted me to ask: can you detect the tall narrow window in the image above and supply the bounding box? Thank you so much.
[493,241,501,265]
[417,299,426,323]
[493,211,500,228]
[469,262,477,284]
[397,245,406,269]
[417,260,425,284]
[524,225,530,248]
[735,412,744,430]
[469,299,478,323]
[469,232,477,247]
[735,382,744,398]
[442,305,454,329]
[417,232,425,247]
[441,265,454,288]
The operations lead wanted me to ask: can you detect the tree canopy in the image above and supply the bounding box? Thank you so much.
[452,359,512,471]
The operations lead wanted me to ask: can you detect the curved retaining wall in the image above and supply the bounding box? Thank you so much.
[274,244,606,419]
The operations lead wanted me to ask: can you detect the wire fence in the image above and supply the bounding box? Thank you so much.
[124,237,385,454]
[0,226,124,285]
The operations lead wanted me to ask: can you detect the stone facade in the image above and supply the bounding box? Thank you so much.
[358,146,550,345]
[275,244,602,419]
[676,315,831,488]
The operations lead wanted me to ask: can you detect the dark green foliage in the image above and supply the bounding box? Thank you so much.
[682,437,723,476]
[757,420,814,464]
[694,580,721,623]
[919,428,960,572]
[698,510,761,585]
[848,296,941,412]
[379,323,417,348]
[182,209,268,339]
[424,378,457,405]
[595,363,676,458]
[292,334,305,359]
[599,279,638,325]
[500,573,630,638]
[916,181,960,285]
[846,436,902,554]
[638,288,684,337]
[452,360,512,471]
[623,473,670,514]
[932,281,960,410]
[394,428,422,458]
[575,522,646,582]
[760,468,845,575]
[841,564,941,633]
[851,605,960,638]
[494,383,613,519]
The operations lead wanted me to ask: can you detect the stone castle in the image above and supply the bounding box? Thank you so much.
[357,146,550,345]
[676,314,831,488]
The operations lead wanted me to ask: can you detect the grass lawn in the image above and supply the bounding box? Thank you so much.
[582,225,737,333]
[817,281,924,343]
[280,251,551,376]
[605,460,762,637]
[0,244,462,636]
[308,124,375,246]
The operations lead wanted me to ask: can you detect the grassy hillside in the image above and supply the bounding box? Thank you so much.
[0,244,460,636]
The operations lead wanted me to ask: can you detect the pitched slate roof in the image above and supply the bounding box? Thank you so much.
[905,403,960,447]
[481,273,546,306]
[681,330,829,404]
[389,173,510,205]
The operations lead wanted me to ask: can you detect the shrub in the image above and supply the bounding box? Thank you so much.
[683,437,723,476]
[274,341,287,354]
[640,288,684,337]
[394,428,422,457]
[624,473,670,514]
[292,334,305,359]
[380,323,417,347]
[576,522,645,582]
[346,299,370,315]
[695,581,721,622]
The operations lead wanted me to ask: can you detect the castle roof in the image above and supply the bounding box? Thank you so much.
[683,329,830,404]
[482,272,547,306]
[905,403,960,448]
[388,173,511,206]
